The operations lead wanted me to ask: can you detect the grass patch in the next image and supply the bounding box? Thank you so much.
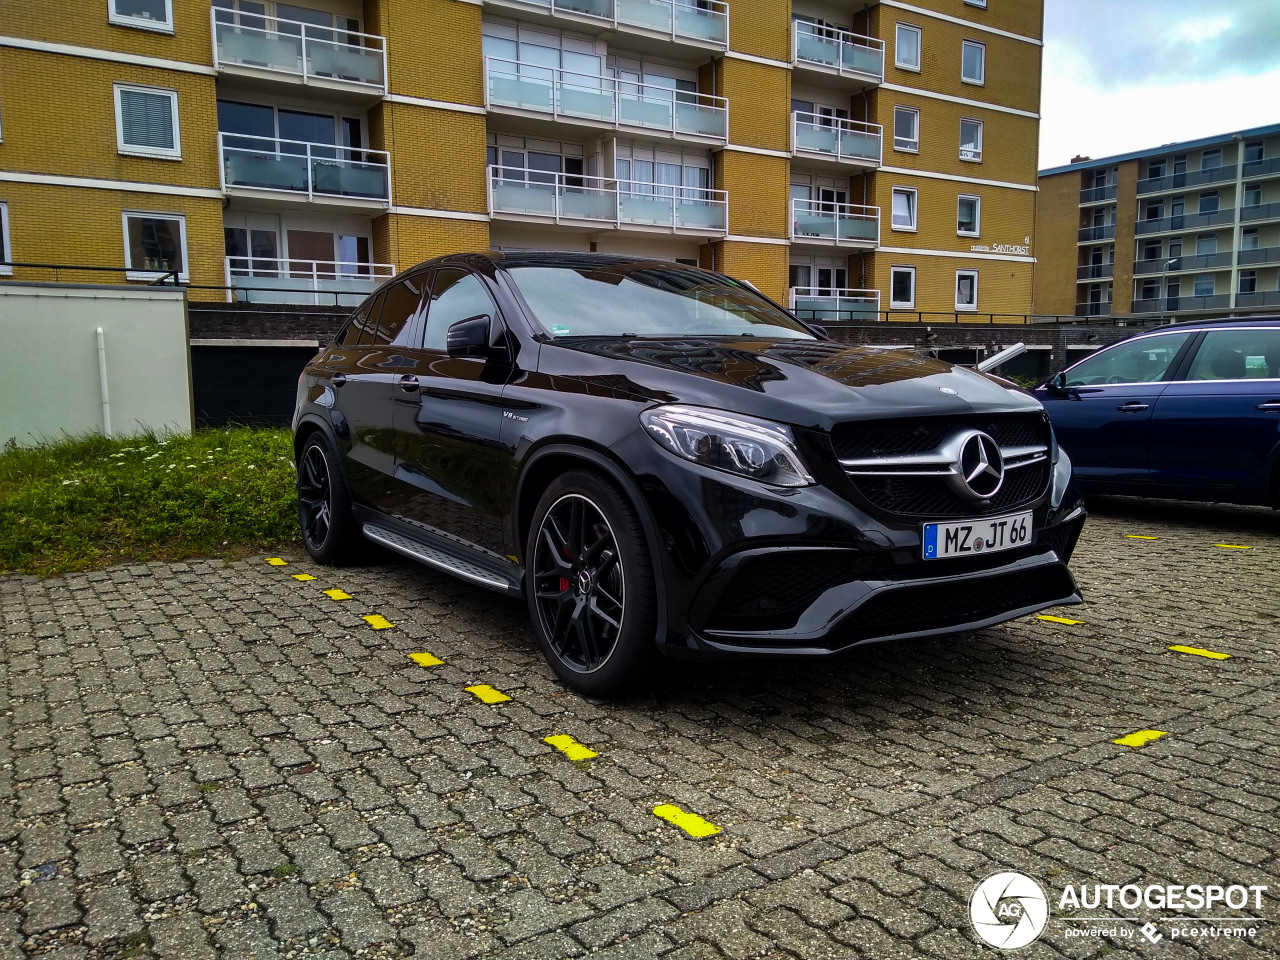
[0,427,299,576]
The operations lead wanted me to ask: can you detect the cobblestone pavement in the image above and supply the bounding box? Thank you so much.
[3,499,1279,960]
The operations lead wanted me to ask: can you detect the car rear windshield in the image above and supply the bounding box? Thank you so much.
[506,265,816,340]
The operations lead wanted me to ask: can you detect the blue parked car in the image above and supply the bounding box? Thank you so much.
[1033,318,1280,506]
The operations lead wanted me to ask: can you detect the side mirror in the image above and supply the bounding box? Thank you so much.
[1044,371,1068,395]
[446,314,494,358]
[807,323,829,339]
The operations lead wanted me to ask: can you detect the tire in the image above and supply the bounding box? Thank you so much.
[296,431,364,565]
[526,469,659,697]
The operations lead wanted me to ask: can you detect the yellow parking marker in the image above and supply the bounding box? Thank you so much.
[408,652,444,667]
[1114,730,1167,748]
[1169,645,1232,660]
[1125,535,1159,540]
[1037,614,1084,625]
[1215,543,1251,550]
[266,557,288,566]
[466,684,511,704]
[544,734,598,762]
[323,588,352,601]
[362,614,394,630]
[653,804,721,839]
[292,573,316,581]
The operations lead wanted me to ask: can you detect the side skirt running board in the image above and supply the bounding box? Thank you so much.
[362,522,522,596]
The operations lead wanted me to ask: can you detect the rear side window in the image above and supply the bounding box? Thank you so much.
[334,292,384,347]
[372,276,426,346]
[1064,332,1192,387]
[423,270,496,351]
[1186,328,1280,381]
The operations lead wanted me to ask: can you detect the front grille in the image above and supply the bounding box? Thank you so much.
[831,413,1049,461]
[704,552,868,631]
[853,461,1050,518]
[832,564,1076,645]
[1038,513,1086,563]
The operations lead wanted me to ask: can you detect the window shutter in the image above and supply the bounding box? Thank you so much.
[120,89,175,151]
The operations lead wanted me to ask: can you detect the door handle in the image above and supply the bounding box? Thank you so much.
[398,375,420,392]
[330,373,346,387]
[1116,402,1149,412]
[1257,401,1280,412]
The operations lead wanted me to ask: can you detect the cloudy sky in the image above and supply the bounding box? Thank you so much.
[1039,0,1280,170]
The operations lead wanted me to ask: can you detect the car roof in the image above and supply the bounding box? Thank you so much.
[1165,316,1280,330]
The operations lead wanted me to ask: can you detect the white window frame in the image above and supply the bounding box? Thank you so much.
[955,269,979,311]
[895,23,922,72]
[1193,273,1214,298]
[890,265,916,310]
[891,186,918,232]
[108,0,174,33]
[122,211,189,281]
[959,117,983,162]
[114,83,181,160]
[893,106,920,153]
[957,194,981,237]
[0,202,11,276]
[1239,270,1257,294]
[961,40,986,86]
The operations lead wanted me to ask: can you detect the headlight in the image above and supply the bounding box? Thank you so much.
[640,404,815,487]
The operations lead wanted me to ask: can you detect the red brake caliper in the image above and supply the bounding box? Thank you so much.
[559,577,570,593]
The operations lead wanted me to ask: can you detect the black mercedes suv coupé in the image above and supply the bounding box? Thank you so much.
[293,252,1085,695]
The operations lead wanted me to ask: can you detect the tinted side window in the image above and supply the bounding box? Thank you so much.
[423,270,496,351]
[1064,332,1192,387]
[334,292,384,347]
[372,277,426,346]
[1186,329,1280,381]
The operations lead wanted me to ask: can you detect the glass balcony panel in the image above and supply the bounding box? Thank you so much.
[1243,156,1280,178]
[489,70,555,112]
[844,43,882,77]
[1237,290,1280,307]
[791,288,880,321]
[794,210,837,240]
[557,0,613,18]
[795,33,840,68]
[224,150,310,192]
[674,3,726,43]
[838,216,877,241]
[557,79,616,122]
[215,23,302,72]
[307,40,383,86]
[617,0,674,33]
[1241,201,1280,222]
[227,257,393,305]
[561,186,615,221]
[796,123,839,156]
[619,95,674,131]
[675,196,725,230]
[1238,246,1280,265]
[674,100,727,139]
[311,159,388,200]
[492,180,559,217]
[839,129,879,160]
[619,192,676,227]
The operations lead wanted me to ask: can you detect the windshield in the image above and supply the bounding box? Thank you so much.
[506,265,816,340]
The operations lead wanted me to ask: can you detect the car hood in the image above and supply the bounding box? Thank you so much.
[538,337,1043,430]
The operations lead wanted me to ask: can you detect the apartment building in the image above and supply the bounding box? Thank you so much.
[1035,122,1280,320]
[0,0,1042,318]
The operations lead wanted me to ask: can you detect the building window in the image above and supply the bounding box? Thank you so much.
[1240,270,1257,294]
[0,202,10,276]
[895,23,921,71]
[123,212,187,280]
[1193,274,1214,298]
[957,194,980,236]
[1195,234,1217,256]
[890,266,916,309]
[1242,227,1260,250]
[961,40,985,84]
[1200,148,1221,170]
[891,187,917,231]
[114,84,180,159]
[1198,191,1219,214]
[1168,238,1182,258]
[1244,185,1262,208]
[1140,278,1159,301]
[1245,141,1264,164]
[1144,200,1163,221]
[955,269,978,311]
[1173,155,1187,175]
[959,118,982,161]
[109,0,173,31]
[1147,158,1166,179]
[893,106,919,152]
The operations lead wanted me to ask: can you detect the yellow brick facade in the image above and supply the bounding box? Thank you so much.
[869,254,1032,318]
[707,240,789,304]
[1030,170,1082,316]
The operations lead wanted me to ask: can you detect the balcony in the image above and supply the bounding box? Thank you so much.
[485,0,728,49]
[1239,246,1280,265]
[1132,251,1234,275]
[1237,290,1280,308]
[219,134,391,207]
[1136,164,1236,196]
[791,21,883,84]
[1079,184,1117,204]
[1131,294,1231,314]
[1243,156,1280,179]
[790,287,880,322]
[488,166,727,234]
[1078,224,1115,242]
[211,10,386,97]
[1074,301,1112,318]
[485,58,728,143]
[1076,263,1113,281]
[226,257,394,306]
[791,113,881,168]
[1134,209,1235,235]
[1241,201,1280,222]
[790,199,878,248]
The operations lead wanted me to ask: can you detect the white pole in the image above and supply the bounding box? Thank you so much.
[96,326,112,438]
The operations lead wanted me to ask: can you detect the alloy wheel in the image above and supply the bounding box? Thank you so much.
[298,444,333,550]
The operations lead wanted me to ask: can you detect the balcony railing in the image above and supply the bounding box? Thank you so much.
[485,58,728,142]
[1076,263,1114,280]
[1136,165,1236,195]
[1132,252,1234,275]
[225,257,394,305]
[1074,301,1113,317]
[1134,209,1235,235]
[791,112,881,166]
[1078,224,1115,242]
[1241,201,1280,222]
[1237,290,1280,308]
[1243,156,1280,179]
[488,166,727,233]
[792,21,883,83]
[489,0,728,47]
[790,287,880,322]
[790,198,878,246]
[1131,294,1231,313]
[1079,184,1117,204]
[1239,246,1280,265]
[219,134,391,204]
[211,9,386,93]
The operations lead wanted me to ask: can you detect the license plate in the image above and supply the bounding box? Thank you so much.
[922,512,1033,560]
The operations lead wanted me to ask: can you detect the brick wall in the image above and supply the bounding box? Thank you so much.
[1032,170,1085,315]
